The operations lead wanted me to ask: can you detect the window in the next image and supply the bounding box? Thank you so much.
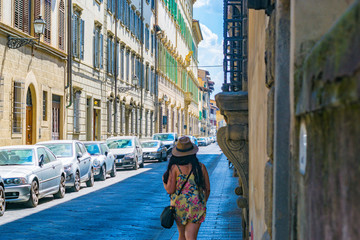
[151,0,155,10]
[74,90,81,133]
[73,10,84,59]
[151,32,154,54]
[120,46,124,80]
[43,91,47,121]
[107,35,114,74]
[150,111,153,136]
[37,148,51,164]
[12,82,23,134]
[59,0,65,50]
[145,111,148,137]
[145,27,149,50]
[145,65,149,91]
[14,0,31,34]
[126,50,130,83]
[44,0,51,43]
[94,25,103,69]
[107,100,113,133]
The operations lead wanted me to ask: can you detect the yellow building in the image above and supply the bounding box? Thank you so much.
[0,0,67,146]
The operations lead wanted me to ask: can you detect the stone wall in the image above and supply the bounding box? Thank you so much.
[247,9,270,240]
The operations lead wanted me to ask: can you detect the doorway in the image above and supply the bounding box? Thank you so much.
[26,87,35,145]
[52,95,61,140]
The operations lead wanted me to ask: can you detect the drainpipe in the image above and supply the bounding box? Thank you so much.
[66,0,73,108]
[114,0,118,134]
[139,0,144,138]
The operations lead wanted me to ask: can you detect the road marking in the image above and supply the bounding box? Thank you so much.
[0,166,152,226]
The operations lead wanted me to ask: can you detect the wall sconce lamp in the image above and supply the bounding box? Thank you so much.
[7,16,46,49]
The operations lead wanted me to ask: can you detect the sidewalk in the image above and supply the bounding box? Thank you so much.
[160,154,243,240]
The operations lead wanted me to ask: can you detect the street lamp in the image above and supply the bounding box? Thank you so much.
[7,16,46,49]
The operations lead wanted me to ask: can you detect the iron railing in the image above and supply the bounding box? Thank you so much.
[223,0,248,92]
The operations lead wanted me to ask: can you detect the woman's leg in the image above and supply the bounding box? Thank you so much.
[175,219,186,240]
[184,222,201,240]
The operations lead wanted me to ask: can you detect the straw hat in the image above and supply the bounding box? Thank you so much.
[172,136,199,157]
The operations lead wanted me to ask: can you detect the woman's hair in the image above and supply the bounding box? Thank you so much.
[163,154,206,192]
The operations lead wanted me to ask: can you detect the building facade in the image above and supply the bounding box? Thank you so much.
[0,0,67,146]
[155,0,202,137]
[66,0,157,141]
[217,0,360,239]
[197,69,213,136]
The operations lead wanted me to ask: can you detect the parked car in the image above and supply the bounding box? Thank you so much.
[37,140,94,192]
[0,145,65,208]
[141,140,167,162]
[197,137,207,146]
[0,175,5,216]
[152,132,178,155]
[107,136,144,170]
[185,135,198,147]
[84,142,117,181]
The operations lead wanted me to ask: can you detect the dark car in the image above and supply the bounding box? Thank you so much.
[141,140,167,162]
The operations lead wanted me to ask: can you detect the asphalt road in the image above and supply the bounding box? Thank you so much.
[0,143,241,240]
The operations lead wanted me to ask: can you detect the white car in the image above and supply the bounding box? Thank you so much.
[0,145,65,207]
[152,132,178,155]
[107,136,144,170]
[141,140,167,162]
[84,141,117,181]
[37,140,94,192]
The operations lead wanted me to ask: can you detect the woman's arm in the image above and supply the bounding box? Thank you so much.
[163,165,177,194]
[202,164,211,201]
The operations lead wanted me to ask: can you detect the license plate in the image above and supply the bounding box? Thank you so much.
[117,159,122,163]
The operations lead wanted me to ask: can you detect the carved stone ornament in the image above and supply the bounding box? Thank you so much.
[215,91,249,205]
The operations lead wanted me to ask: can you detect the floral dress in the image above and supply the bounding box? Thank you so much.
[170,165,207,225]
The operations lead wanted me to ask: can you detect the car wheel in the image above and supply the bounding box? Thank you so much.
[133,159,139,170]
[99,165,106,181]
[0,185,5,216]
[110,162,116,178]
[26,180,39,208]
[158,153,162,162]
[86,168,95,187]
[54,175,66,199]
[72,171,81,192]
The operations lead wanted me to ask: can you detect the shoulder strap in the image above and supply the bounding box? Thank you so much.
[176,164,183,174]
[177,168,193,196]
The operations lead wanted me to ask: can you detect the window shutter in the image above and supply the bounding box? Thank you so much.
[74,91,81,133]
[80,19,85,60]
[117,0,121,19]
[23,0,30,34]
[112,0,116,14]
[107,38,110,73]
[116,42,119,77]
[59,0,65,50]
[111,40,115,75]
[100,34,104,69]
[108,0,111,11]
[72,15,77,57]
[44,0,51,43]
[94,32,98,67]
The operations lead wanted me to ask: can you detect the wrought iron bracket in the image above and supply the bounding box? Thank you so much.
[7,36,38,49]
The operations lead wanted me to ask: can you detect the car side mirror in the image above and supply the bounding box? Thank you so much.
[77,152,83,159]
[105,151,108,156]
[39,154,44,167]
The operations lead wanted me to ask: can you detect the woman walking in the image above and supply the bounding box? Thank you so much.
[163,136,211,240]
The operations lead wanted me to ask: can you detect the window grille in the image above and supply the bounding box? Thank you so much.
[74,91,81,133]
[12,81,24,134]
[43,91,47,121]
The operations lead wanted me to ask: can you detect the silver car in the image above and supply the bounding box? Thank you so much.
[107,136,144,170]
[0,175,5,216]
[0,145,65,208]
[37,140,94,192]
[84,142,117,181]
[141,140,167,162]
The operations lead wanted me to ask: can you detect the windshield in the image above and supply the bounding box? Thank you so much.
[141,142,159,148]
[41,144,73,158]
[85,144,100,155]
[0,149,34,166]
[198,138,206,141]
[107,139,133,149]
[153,134,174,141]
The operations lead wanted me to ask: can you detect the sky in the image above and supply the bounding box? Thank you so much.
[194,0,224,99]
